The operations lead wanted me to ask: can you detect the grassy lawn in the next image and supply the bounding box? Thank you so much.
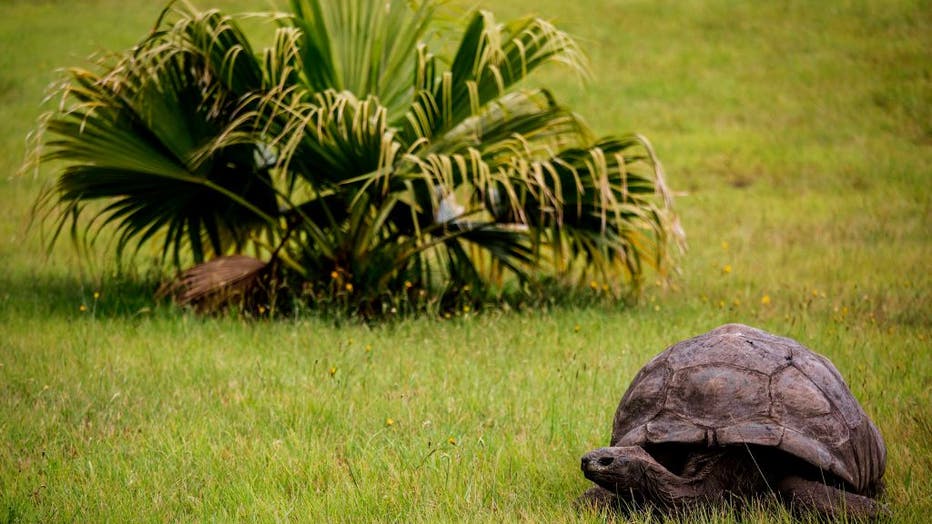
[1,0,929,521]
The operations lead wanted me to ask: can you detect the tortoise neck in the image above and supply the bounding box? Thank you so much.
[642,462,703,504]
[641,450,728,505]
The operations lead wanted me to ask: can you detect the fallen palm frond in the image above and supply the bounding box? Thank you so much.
[157,254,269,312]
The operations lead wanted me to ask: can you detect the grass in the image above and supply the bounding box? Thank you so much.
[1,0,929,521]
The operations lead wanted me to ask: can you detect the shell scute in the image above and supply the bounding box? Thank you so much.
[772,365,833,418]
[644,413,705,444]
[715,421,784,446]
[791,350,864,428]
[780,427,853,484]
[611,363,672,444]
[663,326,789,376]
[666,365,770,426]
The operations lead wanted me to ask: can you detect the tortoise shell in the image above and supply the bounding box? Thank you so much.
[612,323,886,493]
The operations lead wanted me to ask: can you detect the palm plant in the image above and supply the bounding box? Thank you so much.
[30,0,683,315]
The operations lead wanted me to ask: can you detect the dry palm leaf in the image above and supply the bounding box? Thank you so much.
[159,255,268,312]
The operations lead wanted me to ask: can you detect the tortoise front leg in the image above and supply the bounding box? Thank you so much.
[575,485,619,511]
[777,476,889,520]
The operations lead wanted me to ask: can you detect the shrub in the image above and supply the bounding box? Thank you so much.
[29,0,683,316]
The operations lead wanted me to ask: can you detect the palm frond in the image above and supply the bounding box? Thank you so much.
[158,254,268,311]
[427,89,591,163]
[516,136,683,288]
[33,8,283,266]
[403,10,587,143]
[289,0,436,118]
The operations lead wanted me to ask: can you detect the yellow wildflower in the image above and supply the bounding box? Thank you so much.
[447,436,457,446]
[385,418,395,427]
[722,264,732,274]
[760,294,772,305]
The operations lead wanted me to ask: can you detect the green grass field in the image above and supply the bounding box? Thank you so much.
[1,0,929,521]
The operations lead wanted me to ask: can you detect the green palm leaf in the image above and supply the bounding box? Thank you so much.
[34,4,282,265]
[403,10,586,143]
[289,0,435,119]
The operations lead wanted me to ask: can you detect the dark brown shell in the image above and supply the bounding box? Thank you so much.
[612,323,886,494]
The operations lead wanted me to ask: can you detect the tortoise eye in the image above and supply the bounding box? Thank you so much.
[598,456,614,467]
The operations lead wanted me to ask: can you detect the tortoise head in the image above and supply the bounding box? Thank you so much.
[581,446,656,495]
[582,445,707,505]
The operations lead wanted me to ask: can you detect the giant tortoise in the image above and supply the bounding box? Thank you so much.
[579,323,886,519]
